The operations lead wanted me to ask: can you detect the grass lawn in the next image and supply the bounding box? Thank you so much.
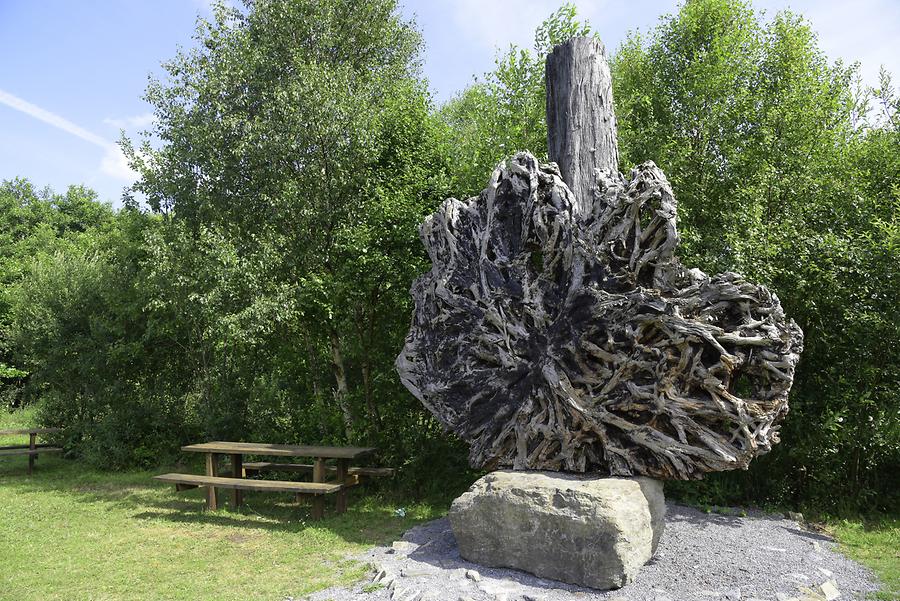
[0,409,443,601]
[3,408,897,601]
[828,517,900,600]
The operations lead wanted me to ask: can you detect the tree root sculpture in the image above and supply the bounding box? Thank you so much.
[396,37,803,479]
[396,153,803,479]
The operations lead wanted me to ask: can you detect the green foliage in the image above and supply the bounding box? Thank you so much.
[439,3,592,197]
[436,0,898,510]
[612,0,899,511]
[6,0,471,482]
[3,0,897,512]
[0,179,115,408]
[8,205,184,468]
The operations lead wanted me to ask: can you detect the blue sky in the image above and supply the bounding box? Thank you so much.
[1,0,898,205]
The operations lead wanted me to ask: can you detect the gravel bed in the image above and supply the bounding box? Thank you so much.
[301,504,880,601]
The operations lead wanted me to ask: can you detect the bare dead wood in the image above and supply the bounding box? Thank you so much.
[396,154,803,479]
[396,38,803,480]
[546,37,619,215]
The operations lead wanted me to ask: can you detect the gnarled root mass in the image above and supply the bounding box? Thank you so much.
[397,153,803,479]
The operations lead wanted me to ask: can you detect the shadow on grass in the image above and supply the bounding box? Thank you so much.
[0,456,436,547]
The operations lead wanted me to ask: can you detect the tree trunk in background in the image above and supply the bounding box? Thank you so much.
[306,338,323,404]
[357,298,382,433]
[546,36,619,217]
[328,327,354,436]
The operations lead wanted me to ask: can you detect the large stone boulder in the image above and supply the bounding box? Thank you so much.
[449,470,665,590]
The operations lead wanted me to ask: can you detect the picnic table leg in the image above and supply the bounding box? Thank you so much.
[312,458,326,483]
[311,495,325,520]
[311,458,327,519]
[205,452,219,510]
[231,453,243,508]
[27,432,36,475]
[335,458,349,514]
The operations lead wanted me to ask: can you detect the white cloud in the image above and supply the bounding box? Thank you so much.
[445,0,681,52]
[100,146,140,181]
[447,0,600,52]
[103,112,157,130]
[0,87,111,149]
[0,87,138,183]
[443,0,898,88]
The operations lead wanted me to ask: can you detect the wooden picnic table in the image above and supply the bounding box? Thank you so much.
[171,441,376,517]
[0,427,62,475]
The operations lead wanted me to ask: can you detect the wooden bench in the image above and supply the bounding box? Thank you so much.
[242,461,395,484]
[0,427,62,475]
[0,447,61,456]
[154,473,342,519]
[0,443,55,450]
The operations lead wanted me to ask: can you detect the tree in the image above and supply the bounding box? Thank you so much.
[0,179,114,409]
[612,0,899,510]
[439,0,898,509]
[125,0,452,448]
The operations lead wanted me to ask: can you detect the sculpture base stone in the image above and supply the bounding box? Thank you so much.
[448,470,665,590]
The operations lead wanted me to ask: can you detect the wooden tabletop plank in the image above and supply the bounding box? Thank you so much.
[180,441,376,459]
[0,427,62,436]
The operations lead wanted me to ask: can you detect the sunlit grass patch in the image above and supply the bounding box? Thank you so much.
[829,516,900,600]
[0,411,443,601]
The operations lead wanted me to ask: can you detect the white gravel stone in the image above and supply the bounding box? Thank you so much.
[302,504,880,601]
[819,579,840,600]
[391,541,417,554]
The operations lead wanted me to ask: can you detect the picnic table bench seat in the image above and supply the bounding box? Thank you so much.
[154,473,343,519]
[0,446,62,457]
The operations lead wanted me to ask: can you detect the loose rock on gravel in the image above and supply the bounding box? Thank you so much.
[301,503,881,601]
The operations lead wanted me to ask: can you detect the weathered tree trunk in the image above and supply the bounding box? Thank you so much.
[546,37,619,217]
[360,303,382,431]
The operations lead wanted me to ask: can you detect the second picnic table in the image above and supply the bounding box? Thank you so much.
[0,427,62,475]
[156,441,377,518]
